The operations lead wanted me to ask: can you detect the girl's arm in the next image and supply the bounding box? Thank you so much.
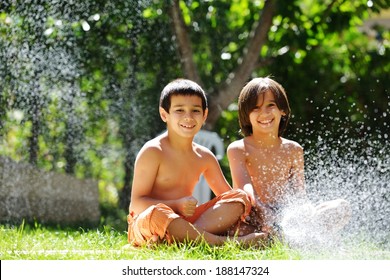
[227,141,277,233]
[227,142,255,203]
[288,143,308,203]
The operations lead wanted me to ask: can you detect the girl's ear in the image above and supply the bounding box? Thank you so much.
[159,107,168,122]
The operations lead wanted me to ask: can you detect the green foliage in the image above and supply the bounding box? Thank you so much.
[0,0,180,210]
[213,1,390,178]
[182,0,264,87]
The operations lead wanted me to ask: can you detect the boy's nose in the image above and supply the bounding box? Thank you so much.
[184,112,193,119]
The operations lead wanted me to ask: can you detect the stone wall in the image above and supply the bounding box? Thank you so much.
[0,156,100,226]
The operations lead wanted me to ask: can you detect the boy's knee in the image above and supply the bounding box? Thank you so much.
[215,189,252,220]
[230,201,245,213]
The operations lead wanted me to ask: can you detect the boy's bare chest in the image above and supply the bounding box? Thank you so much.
[156,152,204,189]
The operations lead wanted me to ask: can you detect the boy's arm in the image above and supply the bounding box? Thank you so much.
[202,149,232,196]
[129,145,197,217]
[129,144,162,214]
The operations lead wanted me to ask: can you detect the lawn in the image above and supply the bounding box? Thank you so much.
[1,222,389,260]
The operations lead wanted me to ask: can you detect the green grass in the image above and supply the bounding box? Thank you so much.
[1,222,389,260]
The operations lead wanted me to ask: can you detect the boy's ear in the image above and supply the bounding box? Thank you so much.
[203,108,209,123]
[159,107,168,122]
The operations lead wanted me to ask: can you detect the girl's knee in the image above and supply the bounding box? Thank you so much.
[337,199,352,219]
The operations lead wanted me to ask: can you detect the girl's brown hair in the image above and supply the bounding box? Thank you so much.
[238,77,291,137]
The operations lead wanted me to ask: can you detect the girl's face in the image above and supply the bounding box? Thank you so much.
[160,94,208,138]
[249,90,285,136]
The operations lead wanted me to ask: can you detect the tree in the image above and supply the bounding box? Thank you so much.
[167,0,389,131]
[169,0,275,129]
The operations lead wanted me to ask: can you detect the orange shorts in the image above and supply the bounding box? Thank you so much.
[127,189,251,246]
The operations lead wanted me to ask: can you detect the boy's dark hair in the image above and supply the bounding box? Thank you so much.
[238,77,291,137]
[159,79,208,114]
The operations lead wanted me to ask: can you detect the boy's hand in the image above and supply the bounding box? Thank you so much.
[177,196,198,217]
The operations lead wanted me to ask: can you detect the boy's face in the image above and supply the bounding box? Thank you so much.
[249,90,285,136]
[160,94,208,137]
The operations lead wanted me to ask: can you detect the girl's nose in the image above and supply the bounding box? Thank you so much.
[258,106,267,115]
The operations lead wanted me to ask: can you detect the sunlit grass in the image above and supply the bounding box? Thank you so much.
[0,222,388,260]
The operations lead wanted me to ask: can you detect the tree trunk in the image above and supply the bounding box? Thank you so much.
[119,156,133,211]
[169,0,277,130]
[64,84,77,174]
[28,78,41,166]
[169,0,203,87]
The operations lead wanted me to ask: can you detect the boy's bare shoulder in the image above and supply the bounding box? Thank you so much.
[136,134,165,159]
[193,142,216,158]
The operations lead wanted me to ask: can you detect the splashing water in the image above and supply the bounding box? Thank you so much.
[307,139,388,245]
[279,96,390,256]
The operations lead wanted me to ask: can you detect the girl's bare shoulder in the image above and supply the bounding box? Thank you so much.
[281,137,303,151]
[227,138,245,151]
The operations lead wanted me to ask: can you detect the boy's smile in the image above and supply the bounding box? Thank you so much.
[180,123,196,129]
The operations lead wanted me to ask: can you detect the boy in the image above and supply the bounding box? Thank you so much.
[127,78,266,246]
[227,77,351,243]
